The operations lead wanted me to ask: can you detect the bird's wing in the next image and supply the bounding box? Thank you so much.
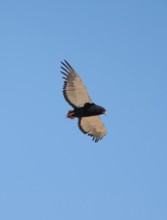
[61,60,93,108]
[78,116,107,142]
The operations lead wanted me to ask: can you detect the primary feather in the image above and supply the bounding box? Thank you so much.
[61,60,92,108]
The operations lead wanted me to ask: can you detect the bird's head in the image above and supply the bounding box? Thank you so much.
[102,110,107,115]
[95,105,106,116]
[101,108,106,115]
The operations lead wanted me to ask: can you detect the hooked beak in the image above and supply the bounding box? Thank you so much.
[103,111,107,115]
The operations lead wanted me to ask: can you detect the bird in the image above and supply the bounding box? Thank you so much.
[61,60,107,142]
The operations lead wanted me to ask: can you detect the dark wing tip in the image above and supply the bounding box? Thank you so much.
[61,60,74,72]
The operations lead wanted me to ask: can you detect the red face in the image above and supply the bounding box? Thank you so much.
[100,108,106,115]
[93,104,106,115]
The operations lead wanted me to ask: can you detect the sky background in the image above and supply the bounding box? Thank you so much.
[0,0,167,219]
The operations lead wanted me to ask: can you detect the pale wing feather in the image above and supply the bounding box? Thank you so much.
[78,116,107,142]
[61,60,92,108]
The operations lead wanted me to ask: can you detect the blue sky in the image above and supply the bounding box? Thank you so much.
[0,0,167,219]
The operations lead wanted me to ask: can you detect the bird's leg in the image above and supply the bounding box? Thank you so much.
[67,110,76,119]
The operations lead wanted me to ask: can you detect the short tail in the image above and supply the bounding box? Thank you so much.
[67,110,76,119]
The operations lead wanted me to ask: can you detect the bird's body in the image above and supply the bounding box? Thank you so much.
[61,60,107,142]
[67,103,106,119]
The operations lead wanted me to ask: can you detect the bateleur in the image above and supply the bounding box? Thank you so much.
[61,60,107,142]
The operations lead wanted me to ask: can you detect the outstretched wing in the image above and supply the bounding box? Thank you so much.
[78,116,107,142]
[61,60,93,108]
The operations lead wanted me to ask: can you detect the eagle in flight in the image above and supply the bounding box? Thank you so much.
[61,60,107,142]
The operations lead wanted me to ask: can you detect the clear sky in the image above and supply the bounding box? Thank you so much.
[0,0,167,219]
